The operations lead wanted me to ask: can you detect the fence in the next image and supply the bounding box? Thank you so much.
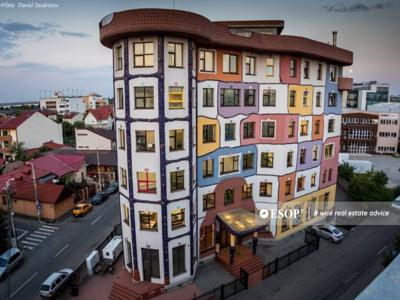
[192,269,248,300]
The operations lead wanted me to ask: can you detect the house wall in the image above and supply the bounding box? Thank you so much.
[75,129,114,150]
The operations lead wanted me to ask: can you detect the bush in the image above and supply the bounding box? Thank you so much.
[348,170,393,202]
[338,163,355,181]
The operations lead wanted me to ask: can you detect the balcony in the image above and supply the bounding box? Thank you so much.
[338,77,353,91]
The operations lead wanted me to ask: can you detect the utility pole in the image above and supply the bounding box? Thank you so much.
[28,161,41,223]
[97,148,102,191]
[4,178,17,248]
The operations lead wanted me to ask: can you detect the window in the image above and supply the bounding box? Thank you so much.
[223,53,238,74]
[262,121,275,138]
[123,204,130,225]
[221,89,240,106]
[169,129,184,151]
[170,170,185,192]
[242,184,253,200]
[137,172,157,193]
[266,57,274,76]
[300,120,308,136]
[329,65,337,82]
[303,91,309,106]
[293,204,302,227]
[245,56,256,75]
[297,176,305,192]
[322,170,327,183]
[115,46,123,71]
[203,88,214,107]
[314,120,321,134]
[224,188,234,205]
[169,87,184,109]
[243,122,255,139]
[243,153,254,170]
[117,88,124,109]
[136,130,155,152]
[328,168,332,181]
[202,159,214,178]
[260,182,272,197]
[304,61,310,79]
[328,93,337,107]
[288,121,295,137]
[118,128,126,150]
[317,63,323,80]
[300,149,306,164]
[328,119,335,133]
[263,90,276,106]
[324,144,334,158]
[316,92,322,107]
[199,50,215,72]
[311,173,316,187]
[203,193,215,210]
[287,151,293,167]
[171,208,185,229]
[202,124,216,143]
[200,225,214,252]
[323,192,330,210]
[290,59,297,77]
[135,87,154,109]
[312,146,319,161]
[261,152,274,168]
[172,245,186,276]
[220,156,239,174]
[133,42,154,67]
[289,90,296,107]
[281,215,289,232]
[139,211,157,231]
[244,89,256,106]
[285,180,292,195]
[120,167,127,188]
[225,123,235,141]
[168,42,183,68]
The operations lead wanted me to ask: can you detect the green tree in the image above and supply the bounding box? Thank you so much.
[338,163,355,181]
[372,170,388,186]
[348,171,393,202]
[0,209,10,253]
[73,121,85,129]
[7,142,26,161]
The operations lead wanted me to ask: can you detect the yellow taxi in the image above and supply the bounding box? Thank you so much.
[72,203,93,217]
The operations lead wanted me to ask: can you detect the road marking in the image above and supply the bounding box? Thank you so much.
[62,216,73,224]
[377,246,387,256]
[16,229,28,240]
[343,273,358,284]
[26,237,43,242]
[10,272,38,298]
[21,240,39,246]
[34,230,51,236]
[42,225,58,230]
[38,227,56,233]
[23,246,33,250]
[54,244,70,258]
[31,234,47,239]
[91,215,102,226]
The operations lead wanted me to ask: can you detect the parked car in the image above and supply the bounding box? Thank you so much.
[90,192,108,205]
[40,268,74,298]
[104,182,119,195]
[0,248,24,280]
[72,203,93,217]
[391,195,400,210]
[311,224,344,243]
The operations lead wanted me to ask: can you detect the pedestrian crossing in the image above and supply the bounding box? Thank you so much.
[19,224,58,250]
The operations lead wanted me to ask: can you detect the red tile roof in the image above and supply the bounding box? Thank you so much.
[0,111,35,129]
[39,109,58,116]
[31,153,85,177]
[12,181,67,204]
[63,112,79,119]
[0,164,50,191]
[42,140,71,150]
[87,105,113,121]
[99,9,353,65]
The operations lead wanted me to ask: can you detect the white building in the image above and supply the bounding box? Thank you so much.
[345,81,390,111]
[75,128,116,150]
[84,106,114,130]
[83,93,109,110]
[40,92,86,115]
[62,112,84,124]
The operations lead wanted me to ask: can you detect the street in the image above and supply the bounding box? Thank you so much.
[0,193,121,300]
[231,225,400,300]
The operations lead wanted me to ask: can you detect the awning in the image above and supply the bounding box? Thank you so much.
[216,208,268,237]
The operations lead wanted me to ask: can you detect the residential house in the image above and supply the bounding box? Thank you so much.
[75,128,116,150]
[84,105,114,129]
[62,112,84,124]
[39,109,58,121]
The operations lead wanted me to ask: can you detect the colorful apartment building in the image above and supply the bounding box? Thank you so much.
[99,9,353,286]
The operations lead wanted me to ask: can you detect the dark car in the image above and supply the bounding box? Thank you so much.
[104,182,119,195]
[90,192,108,205]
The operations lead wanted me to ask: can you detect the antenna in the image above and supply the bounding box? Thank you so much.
[173,0,175,9]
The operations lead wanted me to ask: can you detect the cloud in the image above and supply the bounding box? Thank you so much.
[60,31,90,38]
[324,2,391,12]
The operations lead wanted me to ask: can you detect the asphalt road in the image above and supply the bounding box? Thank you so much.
[0,192,121,300]
[231,225,400,300]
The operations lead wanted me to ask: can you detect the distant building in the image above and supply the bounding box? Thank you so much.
[345,81,390,111]
[83,93,109,110]
[75,128,116,150]
[62,112,84,124]
[390,95,400,103]
[39,109,58,121]
[83,105,114,129]
[40,92,86,115]
[0,111,63,160]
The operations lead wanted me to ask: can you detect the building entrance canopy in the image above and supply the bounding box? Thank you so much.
[216,208,268,237]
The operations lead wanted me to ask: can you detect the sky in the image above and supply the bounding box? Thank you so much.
[0,0,399,102]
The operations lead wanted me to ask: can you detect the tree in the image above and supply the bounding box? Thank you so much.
[348,171,393,202]
[0,209,10,253]
[73,121,85,129]
[338,163,355,181]
[372,170,388,187]
[7,142,26,161]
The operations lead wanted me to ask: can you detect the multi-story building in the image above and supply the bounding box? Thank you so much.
[345,81,390,111]
[40,92,86,115]
[82,92,110,110]
[99,9,353,286]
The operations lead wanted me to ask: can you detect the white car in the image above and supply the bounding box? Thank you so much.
[392,196,400,210]
[311,224,344,243]
[40,268,74,298]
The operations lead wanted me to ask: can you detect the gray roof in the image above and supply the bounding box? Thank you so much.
[367,102,400,113]
[86,128,116,141]
[54,148,117,167]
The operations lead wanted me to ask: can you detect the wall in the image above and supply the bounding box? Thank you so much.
[75,129,113,150]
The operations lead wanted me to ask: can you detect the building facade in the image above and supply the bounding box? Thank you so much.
[40,92,86,115]
[75,128,116,150]
[99,9,353,286]
[345,81,390,111]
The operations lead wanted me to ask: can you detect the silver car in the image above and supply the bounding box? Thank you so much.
[40,268,74,298]
[0,248,24,280]
[312,224,344,243]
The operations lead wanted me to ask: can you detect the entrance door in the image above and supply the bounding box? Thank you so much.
[141,248,160,281]
[220,226,229,249]
[125,239,133,268]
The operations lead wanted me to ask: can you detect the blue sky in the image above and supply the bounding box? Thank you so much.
[0,0,399,102]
